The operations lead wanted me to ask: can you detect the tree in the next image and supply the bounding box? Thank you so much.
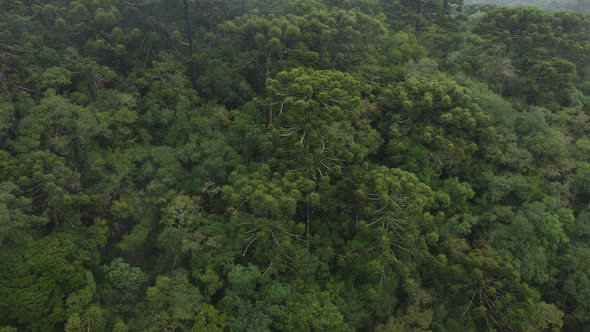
[141,270,203,331]
[267,67,380,178]
[266,67,381,237]
[491,201,573,285]
[380,74,486,177]
[0,232,102,331]
[104,258,148,292]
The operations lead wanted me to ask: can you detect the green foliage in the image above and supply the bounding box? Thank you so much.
[466,0,590,11]
[0,232,99,331]
[1,0,589,331]
[104,258,148,291]
[267,67,381,178]
[492,201,573,284]
[381,74,486,177]
[142,270,203,330]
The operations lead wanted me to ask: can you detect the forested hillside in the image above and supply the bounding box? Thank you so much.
[465,0,590,11]
[1,0,590,331]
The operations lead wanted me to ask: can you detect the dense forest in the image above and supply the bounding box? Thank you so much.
[1,0,590,331]
[465,0,590,11]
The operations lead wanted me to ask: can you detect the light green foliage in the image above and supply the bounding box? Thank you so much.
[191,304,227,332]
[284,291,351,331]
[381,75,486,176]
[0,232,98,331]
[492,201,573,284]
[64,305,105,332]
[40,67,72,90]
[0,327,18,332]
[104,258,148,291]
[225,166,311,219]
[144,271,203,330]
[161,195,205,229]
[268,67,381,178]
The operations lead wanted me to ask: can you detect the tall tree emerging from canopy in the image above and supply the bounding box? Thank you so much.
[266,67,381,237]
[266,67,380,180]
[380,74,486,177]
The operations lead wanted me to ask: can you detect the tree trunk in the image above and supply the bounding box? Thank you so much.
[306,202,311,242]
[266,52,273,125]
[267,100,273,125]
[183,0,197,89]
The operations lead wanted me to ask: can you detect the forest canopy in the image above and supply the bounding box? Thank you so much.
[1,0,590,331]
[465,0,590,11]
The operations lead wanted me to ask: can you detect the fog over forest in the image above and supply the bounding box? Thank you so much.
[465,0,590,11]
